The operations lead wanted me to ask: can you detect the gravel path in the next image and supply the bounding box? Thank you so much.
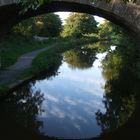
[0,47,50,85]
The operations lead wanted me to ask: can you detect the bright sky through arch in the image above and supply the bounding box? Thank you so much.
[55,12,105,25]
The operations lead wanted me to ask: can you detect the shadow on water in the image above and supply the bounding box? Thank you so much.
[0,45,140,140]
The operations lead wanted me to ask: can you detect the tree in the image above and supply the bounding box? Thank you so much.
[100,20,137,80]
[13,17,36,36]
[13,13,62,37]
[61,13,98,38]
[34,13,62,37]
[98,20,123,45]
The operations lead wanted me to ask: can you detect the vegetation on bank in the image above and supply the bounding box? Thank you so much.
[0,13,62,70]
[0,35,53,70]
[61,13,98,38]
[13,13,62,37]
[21,37,99,78]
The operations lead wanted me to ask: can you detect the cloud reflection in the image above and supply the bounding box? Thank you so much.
[31,53,106,139]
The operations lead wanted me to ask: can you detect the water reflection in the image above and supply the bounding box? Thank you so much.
[0,85,44,133]
[63,47,96,69]
[31,50,105,139]
[0,57,63,137]
[96,46,138,135]
[0,45,139,139]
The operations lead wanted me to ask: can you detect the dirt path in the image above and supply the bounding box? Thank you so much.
[0,47,50,85]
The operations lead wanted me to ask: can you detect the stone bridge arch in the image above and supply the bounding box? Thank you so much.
[0,1,139,139]
[0,0,140,40]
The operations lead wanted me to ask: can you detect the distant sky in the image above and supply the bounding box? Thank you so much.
[55,12,105,25]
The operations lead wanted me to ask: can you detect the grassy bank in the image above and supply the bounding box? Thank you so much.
[0,35,53,70]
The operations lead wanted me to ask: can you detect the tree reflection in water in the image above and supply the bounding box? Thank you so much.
[0,85,44,133]
[63,46,96,69]
[0,56,63,135]
[95,43,139,135]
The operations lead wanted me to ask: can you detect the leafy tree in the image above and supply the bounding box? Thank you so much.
[61,13,98,38]
[13,13,62,37]
[98,20,123,45]
[34,13,62,37]
[13,17,36,36]
[100,22,137,80]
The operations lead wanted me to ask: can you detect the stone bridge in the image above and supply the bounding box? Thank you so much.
[0,0,140,40]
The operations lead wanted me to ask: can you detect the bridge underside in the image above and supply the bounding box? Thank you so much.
[0,1,139,39]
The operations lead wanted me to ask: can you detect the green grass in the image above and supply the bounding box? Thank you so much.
[0,35,53,69]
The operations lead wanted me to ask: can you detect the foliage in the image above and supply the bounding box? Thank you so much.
[18,0,52,13]
[13,17,35,36]
[0,35,52,70]
[101,29,137,81]
[61,13,98,38]
[13,13,62,37]
[102,52,123,80]
[98,20,124,45]
[18,0,137,13]
[96,52,138,133]
[34,13,62,37]
[95,27,139,134]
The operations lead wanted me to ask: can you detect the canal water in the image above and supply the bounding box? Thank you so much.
[30,51,107,139]
[0,46,137,139]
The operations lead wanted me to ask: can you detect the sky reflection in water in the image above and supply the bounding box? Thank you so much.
[30,52,107,139]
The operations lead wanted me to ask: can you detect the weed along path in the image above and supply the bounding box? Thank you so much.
[0,47,51,86]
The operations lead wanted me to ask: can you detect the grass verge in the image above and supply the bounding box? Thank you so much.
[0,35,53,69]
